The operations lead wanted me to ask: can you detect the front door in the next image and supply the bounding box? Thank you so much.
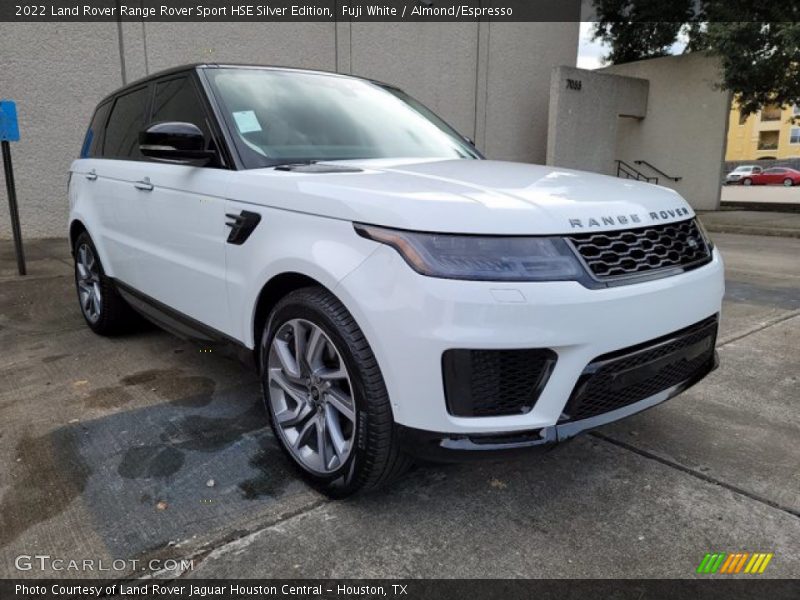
[134,75,234,337]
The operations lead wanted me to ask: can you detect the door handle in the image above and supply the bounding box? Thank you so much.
[85,169,97,181]
[134,177,153,191]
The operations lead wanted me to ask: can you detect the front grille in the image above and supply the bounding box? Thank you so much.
[567,219,711,281]
[563,316,718,422]
[442,348,557,417]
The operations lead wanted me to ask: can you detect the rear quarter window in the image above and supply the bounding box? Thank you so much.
[80,102,111,158]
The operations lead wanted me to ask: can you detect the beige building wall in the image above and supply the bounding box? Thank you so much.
[0,24,123,239]
[547,66,648,175]
[0,21,579,238]
[547,53,730,211]
[603,54,731,211]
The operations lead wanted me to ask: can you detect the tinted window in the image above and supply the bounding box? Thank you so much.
[80,101,111,158]
[104,87,149,159]
[766,168,784,174]
[151,76,212,147]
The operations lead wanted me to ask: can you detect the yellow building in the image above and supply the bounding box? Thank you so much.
[726,103,800,161]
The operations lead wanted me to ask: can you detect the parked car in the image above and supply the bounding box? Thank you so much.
[69,64,724,496]
[742,167,800,186]
[725,165,762,184]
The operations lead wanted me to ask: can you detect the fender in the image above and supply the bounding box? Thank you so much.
[224,204,380,348]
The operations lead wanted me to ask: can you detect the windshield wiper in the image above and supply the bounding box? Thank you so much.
[270,159,318,171]
[269,160,363,174]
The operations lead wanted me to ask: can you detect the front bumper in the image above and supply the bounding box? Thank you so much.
[397,350,718,461]
[334,244,725,434]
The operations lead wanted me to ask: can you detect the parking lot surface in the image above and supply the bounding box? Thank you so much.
[0,232,798,579]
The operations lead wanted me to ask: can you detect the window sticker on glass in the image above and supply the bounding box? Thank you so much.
[232,110,262,133]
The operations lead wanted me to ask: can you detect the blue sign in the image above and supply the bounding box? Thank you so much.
[0,100,20,142]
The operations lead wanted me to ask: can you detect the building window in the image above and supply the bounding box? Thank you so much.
[794,105,800,116]
[791,127,800,145]
[760,104,782,122]
[758,130,780,150]
[738,111,748,125]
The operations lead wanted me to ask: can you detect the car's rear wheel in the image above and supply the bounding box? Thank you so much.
[784,178,794,187]
[260,287,411,497]
[742,178,753,186]
[73,231,136,335]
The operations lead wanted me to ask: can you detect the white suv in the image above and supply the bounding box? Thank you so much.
[69,64,724,496]
[725,165,762,184]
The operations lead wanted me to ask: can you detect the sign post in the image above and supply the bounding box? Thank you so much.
[0,100,25,276]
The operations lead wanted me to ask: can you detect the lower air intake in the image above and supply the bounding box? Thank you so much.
[563,316,718,422]
[442,348,557,417]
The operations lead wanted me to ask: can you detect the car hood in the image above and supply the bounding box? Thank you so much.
[231,158,695,235]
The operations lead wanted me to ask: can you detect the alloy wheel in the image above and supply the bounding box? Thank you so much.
[267,318,357,474]
[76,243,102,323]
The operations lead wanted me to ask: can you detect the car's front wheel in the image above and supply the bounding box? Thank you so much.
[742,178,753,186]
[260,287,411,497]
[73,231,136,335]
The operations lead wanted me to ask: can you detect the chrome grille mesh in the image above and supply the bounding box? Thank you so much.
[567,219,711,280]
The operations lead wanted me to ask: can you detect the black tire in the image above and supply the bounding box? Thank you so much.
[73,231,137,335]
[259,286,412,497]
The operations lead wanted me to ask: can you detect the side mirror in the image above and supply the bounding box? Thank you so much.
[139,122,215,164]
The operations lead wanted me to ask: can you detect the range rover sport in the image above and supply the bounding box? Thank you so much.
[69,64,724,496]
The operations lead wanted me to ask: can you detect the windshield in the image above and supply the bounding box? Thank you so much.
[205,68,479,169]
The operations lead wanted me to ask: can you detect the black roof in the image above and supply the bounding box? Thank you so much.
[97,63,392,105]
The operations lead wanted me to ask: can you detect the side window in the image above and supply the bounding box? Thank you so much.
[151,77,212,148]
[103,87,149,159]
[80,101,111,158]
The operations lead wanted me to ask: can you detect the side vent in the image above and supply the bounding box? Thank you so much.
[225,210,262,245]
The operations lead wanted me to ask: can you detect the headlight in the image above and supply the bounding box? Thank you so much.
[354,224,584,282]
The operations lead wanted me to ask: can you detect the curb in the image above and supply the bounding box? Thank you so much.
[703,224,800,239]
[720,201,800,214]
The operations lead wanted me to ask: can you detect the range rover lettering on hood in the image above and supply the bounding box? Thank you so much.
[568,207,692,229]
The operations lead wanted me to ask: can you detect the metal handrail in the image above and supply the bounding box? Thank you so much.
[615,160,658,184]
[634,160,682,182]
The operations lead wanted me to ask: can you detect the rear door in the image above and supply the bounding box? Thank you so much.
[134,74,235,336]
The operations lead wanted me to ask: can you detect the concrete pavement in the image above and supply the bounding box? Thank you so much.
[0,233,798,579]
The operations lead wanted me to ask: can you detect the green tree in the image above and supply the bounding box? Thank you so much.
[592,0,800,117]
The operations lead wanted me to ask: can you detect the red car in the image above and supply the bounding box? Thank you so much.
[742,167,800,186]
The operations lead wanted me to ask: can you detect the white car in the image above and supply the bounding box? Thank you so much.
[69,65,724,496]
[725,165,762,184]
